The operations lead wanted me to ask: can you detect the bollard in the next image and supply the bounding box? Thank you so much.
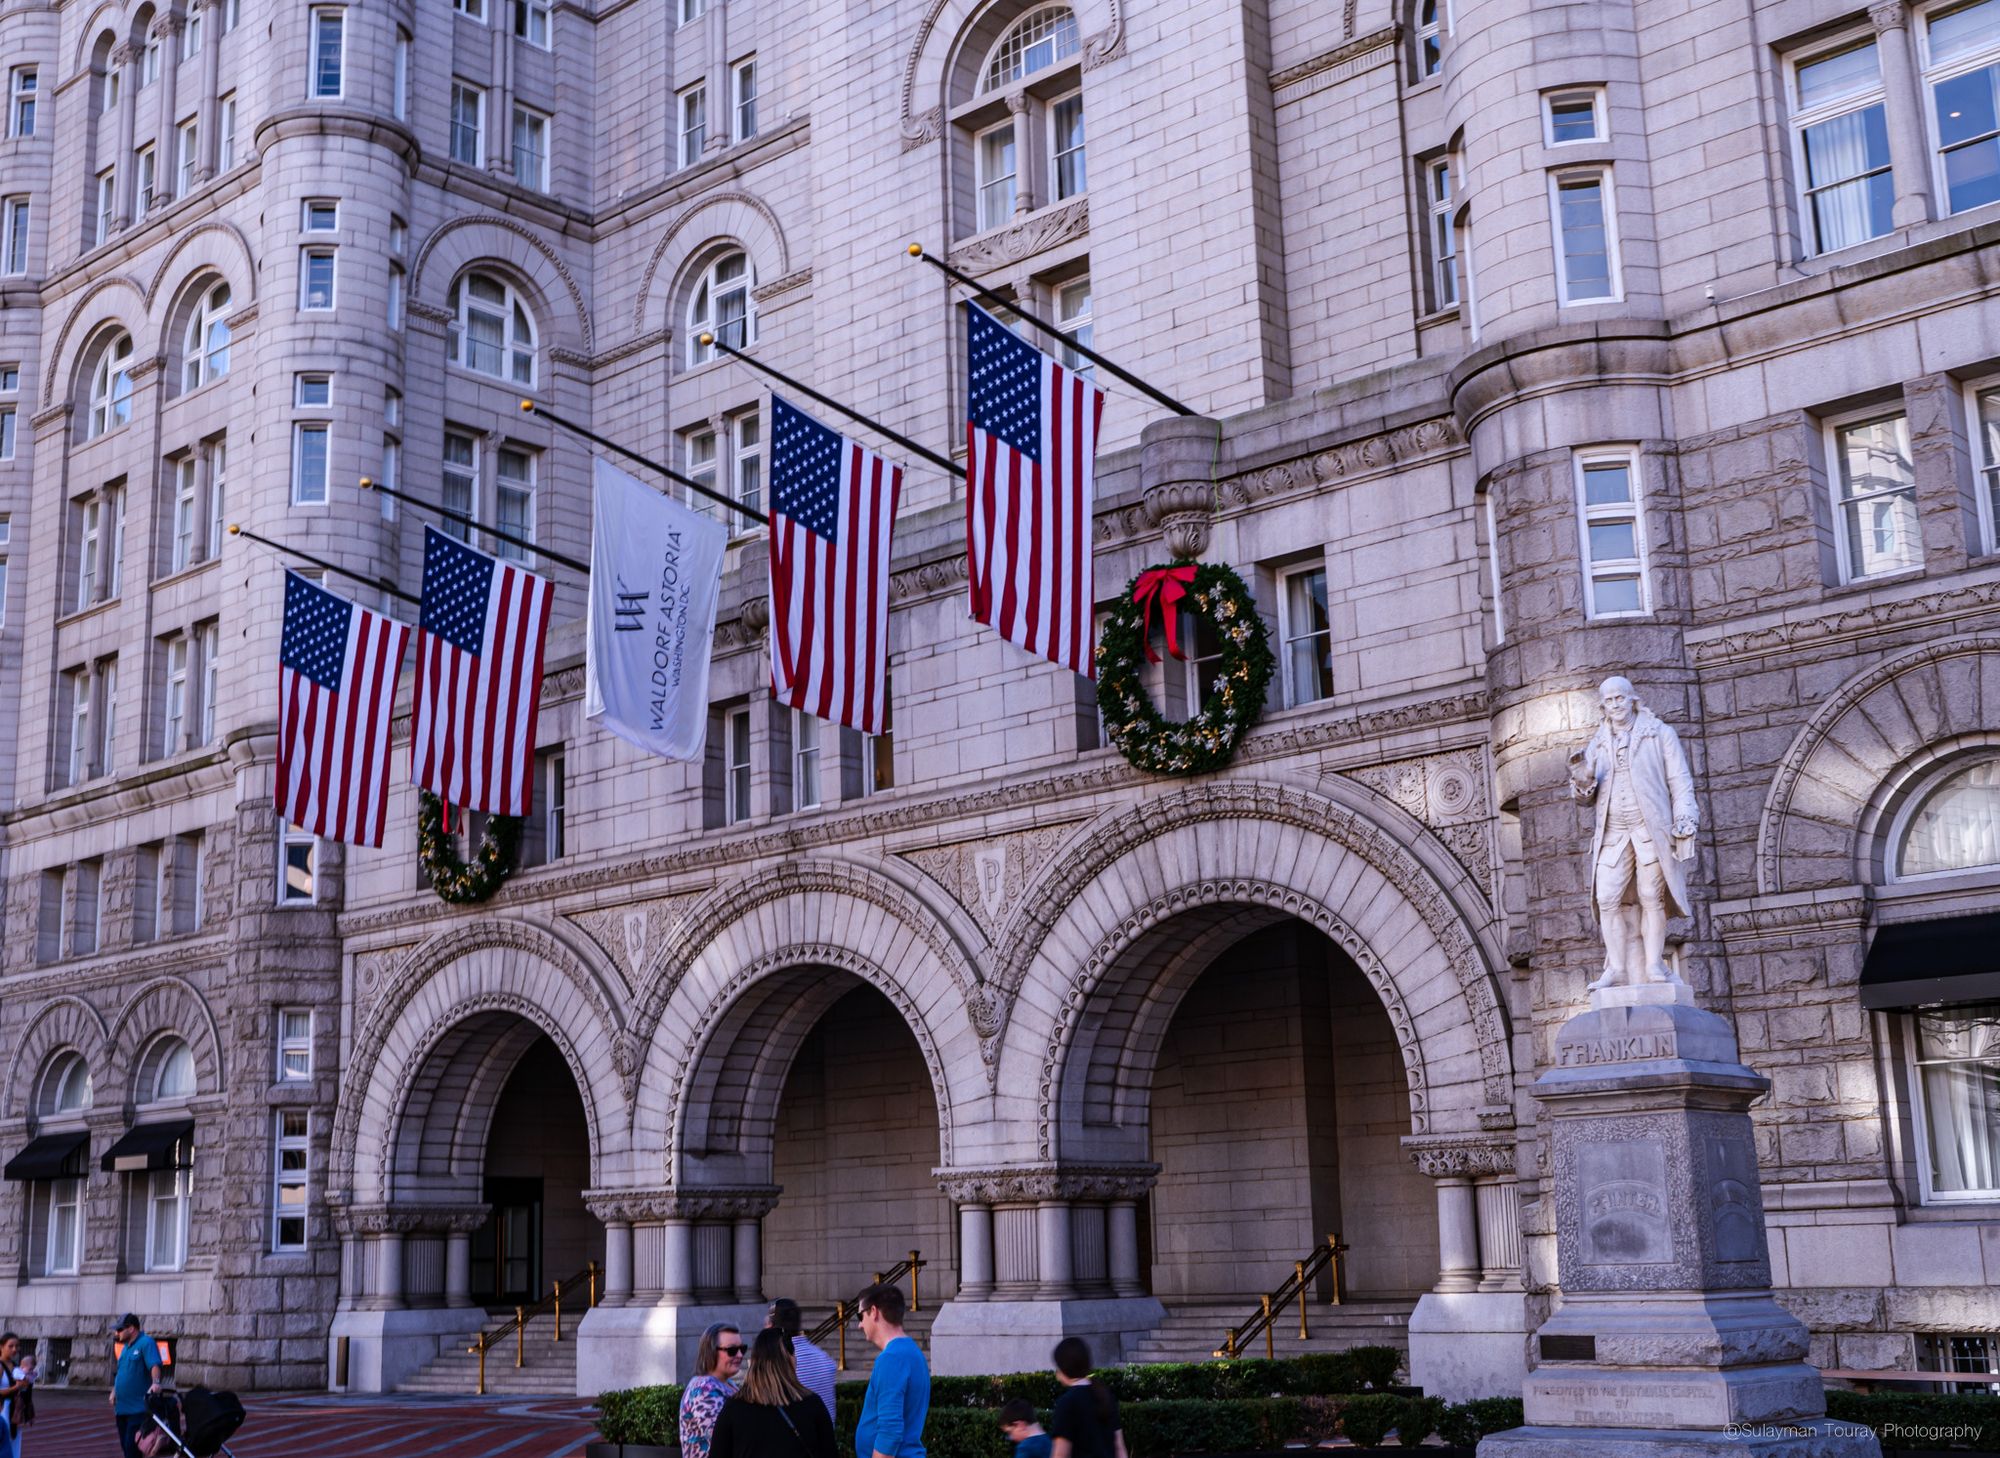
[1297,1262,1309,1340]
[589,1260,599,1308]
[1262,1295,1274,1359]
[516,1307,526,1368]
[909,1251,921,1311]
[472,1337,487,1395]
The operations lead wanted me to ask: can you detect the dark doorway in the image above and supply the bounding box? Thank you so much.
[472,1175,544,1306]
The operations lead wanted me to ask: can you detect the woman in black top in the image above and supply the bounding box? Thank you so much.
[712,1328,839,1458]
[1049,1338,1127,1458]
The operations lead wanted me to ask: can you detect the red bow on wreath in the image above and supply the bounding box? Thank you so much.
[1132,564,1198,663]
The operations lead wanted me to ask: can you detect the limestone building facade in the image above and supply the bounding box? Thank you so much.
[2,0,2000,1403]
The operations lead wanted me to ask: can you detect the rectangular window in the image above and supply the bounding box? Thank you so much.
[76,498,101,611]
[96,170,116,245]
[388,265,405,329]
[1575,450,1650,617]
[300,248,336,310]
[1969,382,2000,553]
[218,94,237,170]
[279,820,317,902]
[168,831,203,931]
[309,9,345,98]
[1426,157,1458,309]
[1909,1004,2000,1201]
[1828,411,1922,580]
[293,423,330,505]
[65,667,90,785]
[278,1008,313,1079]
[496,446,534,560]
[1417,0,1444,77]
[197,620,218,744]
[303,199,338,232]
[976,122,1017,230]
[793,710,821,809]
[1279,564,1334,707]
[687,426,718,518]
[296,374,331,407]
[726,705,751,823]
[454,0,485,19]
[514,0,552,46]
[182,13,201,59]
[176,119,198,196]
[106,485,126,600]
[680,0,705,21]
[1,197,28,275]
[390,218,407,256]
[1544,88,1605,145]
[163,634,189,755]
[1052,91,1086,198]
[103,66,119,115]
[451,82,485,165]
[1055,277,1093,379]
[137,146,156,210]
[522,747,565,866]
[511,106,550,190]
[274,1110,309,1251]
[1550,169,1620,303]
[146,1167,190,1271]
[73,859,101,955]
[46,1177,81,1275]
[393,34,409,121]
[8,67,35,138]
[1925,0,2000,214]
[679,85,707,167]
[207,439,227,560]
[733,59,757,141]
[732,410,762,515]
[442,432,478,541]
[172,456,198,572]
[142,39,160,87]
[1790,39,1893,254]
[0,405,12,461]
[97,656,119,772]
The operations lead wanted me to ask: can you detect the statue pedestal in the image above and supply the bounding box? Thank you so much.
[1480,1001,1879,1458]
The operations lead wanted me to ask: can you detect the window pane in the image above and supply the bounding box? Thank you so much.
[1054,94,1086,197]
[1900,757,2000,876]
[1591,574,1643,614]
[1939,65,2000,212]
[1557,178,1613,298]
[1929,0,2000,67]
[1838,415,1915,497]
[1916,1005,2000,1194]
[1548,97,1597,142]
[1581,461,1632,505]
[1796,40,1880,109]
[1587,520,1638,562]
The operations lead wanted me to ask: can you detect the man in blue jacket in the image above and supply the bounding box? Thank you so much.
[854,1284,929,1458]
[110,1314,163,1458]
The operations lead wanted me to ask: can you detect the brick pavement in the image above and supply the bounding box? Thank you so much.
[16,1388,602,1458]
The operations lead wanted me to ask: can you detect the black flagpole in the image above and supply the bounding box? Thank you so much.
[698,332,961,477]
[228,524,421,607]
[906,244,1197,418]
[358,476,590,576]
[519,400,766,528]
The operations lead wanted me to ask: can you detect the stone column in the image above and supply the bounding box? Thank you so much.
[662,1218,695,1302]
[1475,1176,1524,1292]
[113,45,140,227]
[1431,1177,1481,1293]
[152,17,182,205]
[375,1231,407,1310]
[445,1232,474,1308]
[603,1221,635,1307]
[1007,92,1035,216]
[732,1217,762,1303]
[956,1203,994,1300]
[1871,1,1935,228]
[1107,1200,1143,1298]
[1035,1199,1075,1299]
[337,1233,359,1310]
[195,0,223,179]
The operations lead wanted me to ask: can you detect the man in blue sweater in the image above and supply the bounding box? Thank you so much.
[854,1283,929,1458]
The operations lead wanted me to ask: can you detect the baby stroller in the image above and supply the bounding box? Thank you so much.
[144,1387,247,1458]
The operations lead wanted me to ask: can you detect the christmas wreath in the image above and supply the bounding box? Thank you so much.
[417,789,521,904]
[1096,561,1275,776]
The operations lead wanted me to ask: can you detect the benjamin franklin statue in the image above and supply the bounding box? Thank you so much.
[1567,677,1700,990]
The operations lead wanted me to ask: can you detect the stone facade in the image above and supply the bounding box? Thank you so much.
[0,0,1997,1404]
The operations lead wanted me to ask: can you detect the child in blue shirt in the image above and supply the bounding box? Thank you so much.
[1000,1399,1051,1458]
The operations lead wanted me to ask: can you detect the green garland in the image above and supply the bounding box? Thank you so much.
[1096,561,1275,776]
[417,789,521,904]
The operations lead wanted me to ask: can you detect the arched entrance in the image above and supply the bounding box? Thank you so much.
[467,1034,600,1306]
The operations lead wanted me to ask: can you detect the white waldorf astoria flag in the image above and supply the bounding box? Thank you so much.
[585,456,730,761]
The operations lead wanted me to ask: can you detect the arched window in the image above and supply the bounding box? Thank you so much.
[447,272,537,386]
[982,4,1080,91]
[147,1037,197,1102]
[686,249,756,366]
[88,331,134,438]
[40,1051,94,1117]
[182,281,232,391]
[1896,755,2000,879]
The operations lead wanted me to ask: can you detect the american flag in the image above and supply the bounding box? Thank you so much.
[964,301,1105,678]
[412,526,556,815]
[277,571,411,847]
[769,395,903,735]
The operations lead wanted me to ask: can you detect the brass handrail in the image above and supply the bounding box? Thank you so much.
[469,1260,600,1394]
[1215,1234,1349,1360]
[805,1250,926,1366]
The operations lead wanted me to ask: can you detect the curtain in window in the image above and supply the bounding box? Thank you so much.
[1920,1009,2000,1194]
[1803,109,1882,251]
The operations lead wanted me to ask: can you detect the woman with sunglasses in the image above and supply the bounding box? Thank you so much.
[680,1324,747,1458]
[712,1328,838,1458]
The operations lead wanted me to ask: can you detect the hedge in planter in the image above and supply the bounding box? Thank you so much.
[1826,1390,2000,1451]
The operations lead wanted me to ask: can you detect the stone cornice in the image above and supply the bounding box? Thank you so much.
[1685,570,2000,665]
[252,108,421,171]
[1710,888,1871,942]
[1270,25,1398,101]
[1401,1133,1518,1179]
[947,198,1088,277]
[334,1203,489,1236]
[934,1164,1159,1203]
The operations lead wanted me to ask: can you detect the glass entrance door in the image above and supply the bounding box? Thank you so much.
[470,1176,544,1306]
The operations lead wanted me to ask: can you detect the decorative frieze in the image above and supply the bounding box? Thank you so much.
[935,1164,1159,1204]
[584,1186,781,1222]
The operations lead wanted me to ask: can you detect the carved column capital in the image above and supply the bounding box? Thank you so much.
[584,1185,781,1222]
[934,1163,1159,1203]
[1868,0,1909,31]
[112,44,139,66]
[1402,1133,1518,1181]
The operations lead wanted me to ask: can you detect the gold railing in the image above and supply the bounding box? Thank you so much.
[806,1250,926,1370]
[1215,1233,1349,1360]
[470,1260,599,1395]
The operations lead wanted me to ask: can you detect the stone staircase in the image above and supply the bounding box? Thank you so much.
[1120,1298,1416,1367]
[819,1306,939,1378]
[396,1310,578,1395]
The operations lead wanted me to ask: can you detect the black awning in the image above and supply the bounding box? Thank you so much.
[1861,911,2000,1010]
[100,1120,195,1173]
[4,1131,88,1182]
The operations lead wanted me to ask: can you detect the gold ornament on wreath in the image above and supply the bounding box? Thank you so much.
[417,789,520,903]
[1095,561,1274,776]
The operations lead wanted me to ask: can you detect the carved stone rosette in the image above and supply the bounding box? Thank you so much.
[935,1163,1160,1203]
[584,1185,782,1222]
[1401,1133,1518,1180]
